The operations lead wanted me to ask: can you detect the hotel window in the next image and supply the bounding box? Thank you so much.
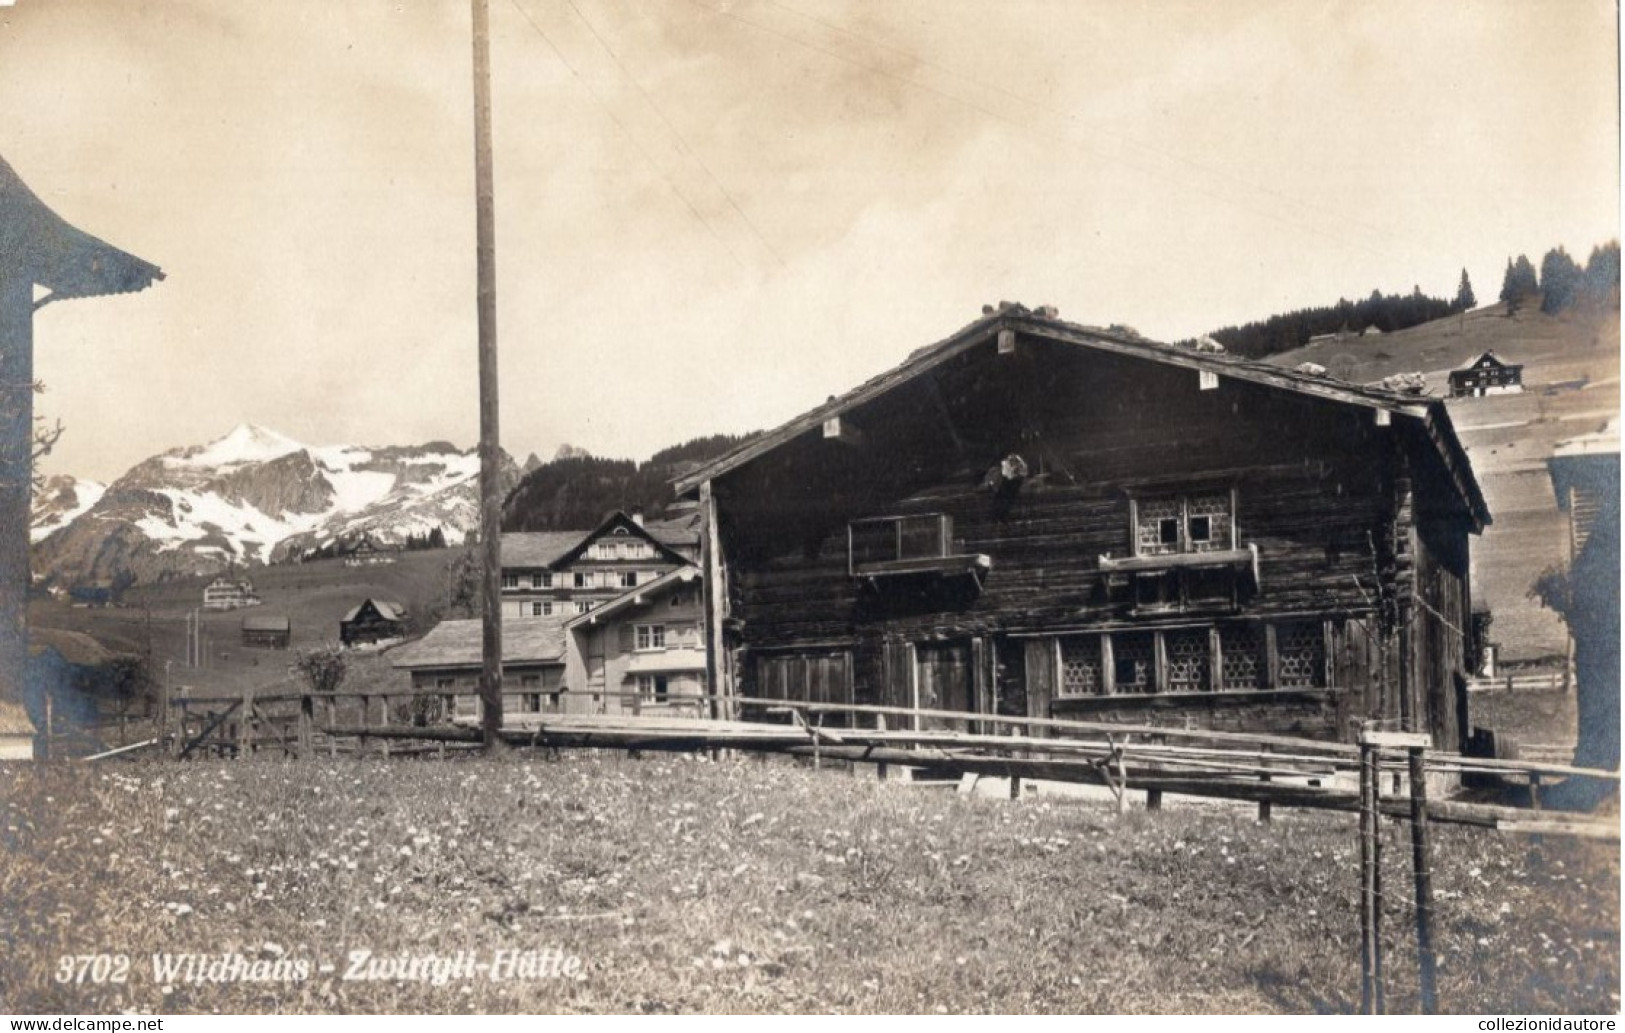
[501,573,519,590]
[620,571,639,588]
[573,571,590,588]
[636,674,669,702]
[574,601,592,614]
[533,572,551,589]
[530,601,552,617]
[635,624,666,650]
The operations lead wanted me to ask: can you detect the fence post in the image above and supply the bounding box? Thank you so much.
[236,691,249,760]
[875,713,888,782]
[158,680,172,756]
[298,694,313,758]
[1358,734,1383,1015]
[1257,744,1273,823]
[1408,745,1438,1014]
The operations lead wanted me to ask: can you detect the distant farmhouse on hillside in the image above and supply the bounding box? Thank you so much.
[202,576,260,611]
[342,534,399,567]
[241,614,291,649]
[1449,350,1524,398]
[340,599,410,647]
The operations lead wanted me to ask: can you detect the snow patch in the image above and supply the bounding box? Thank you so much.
[30,479,105,542]
[175,424,305,468]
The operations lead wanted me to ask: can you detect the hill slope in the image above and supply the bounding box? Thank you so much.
[29,547,463,696]
[1270,299,1619,663]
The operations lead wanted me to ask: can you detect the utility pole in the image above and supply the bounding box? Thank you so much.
[471,0,505,748]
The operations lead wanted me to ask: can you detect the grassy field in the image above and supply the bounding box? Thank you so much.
[1,753,1616,1015]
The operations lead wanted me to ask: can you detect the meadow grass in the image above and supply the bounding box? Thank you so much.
[1,752,1616,1014]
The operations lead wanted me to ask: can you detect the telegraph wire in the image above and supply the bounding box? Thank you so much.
[559,0,786,268]
[686,0,1415,268]
[505,0,748,269]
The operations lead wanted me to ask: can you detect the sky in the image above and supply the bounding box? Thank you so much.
[2,0,1618,482]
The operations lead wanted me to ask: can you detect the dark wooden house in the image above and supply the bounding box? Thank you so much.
[340,599,409,646]
[676,304,1490,749]
[241,614,292,649]
[1449,350,1523,397]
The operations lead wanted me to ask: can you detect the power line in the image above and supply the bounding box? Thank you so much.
[559,0,785,268]
[685,0,1416,267]
[505,0,747,269]
[760,0,1420,254]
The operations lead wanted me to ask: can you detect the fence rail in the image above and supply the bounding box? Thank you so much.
[152,685,1619,839]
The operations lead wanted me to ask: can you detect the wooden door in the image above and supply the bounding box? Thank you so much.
[916,641,973,729]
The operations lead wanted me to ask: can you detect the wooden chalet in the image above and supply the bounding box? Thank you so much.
[241,614,291,649]
[342,533,399,567]
[339,599,409,646]
[391,617,568,723]
[675,303,1490,749]
[1449,350,1523,397]
[565,565,708,715]
[500,510,698,620]
[0,154,161,745]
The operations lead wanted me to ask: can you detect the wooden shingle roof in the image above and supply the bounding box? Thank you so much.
[0,155,163,299]
[390,617,568,671]
[673,304,1490,530]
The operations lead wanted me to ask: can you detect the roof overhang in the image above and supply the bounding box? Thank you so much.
[566,565,701,629]
[672,308,1490,530]
[1,155,163,301]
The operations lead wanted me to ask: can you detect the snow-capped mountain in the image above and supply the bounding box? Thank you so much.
[31,475,106,543]
[32,424,518,586]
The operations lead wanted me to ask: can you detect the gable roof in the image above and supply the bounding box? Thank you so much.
[502,530,587,568]
[390,617,568,671]
[502,511,693,570]
[565,565,701,630]
[0,154,164,300]
[642,514,702,550]
[242,615,291,633]
[342,599,407,623]
[1457,350,1521,372]
[673,304,1490,529]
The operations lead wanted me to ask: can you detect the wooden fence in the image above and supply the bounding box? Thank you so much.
[155,686,1619,840]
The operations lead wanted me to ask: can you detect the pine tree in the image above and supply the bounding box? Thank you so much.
[1582,241,1621,305]
[1539,246,1582,313]
[1503,255,1538,315]
[1454,268,1476,311]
